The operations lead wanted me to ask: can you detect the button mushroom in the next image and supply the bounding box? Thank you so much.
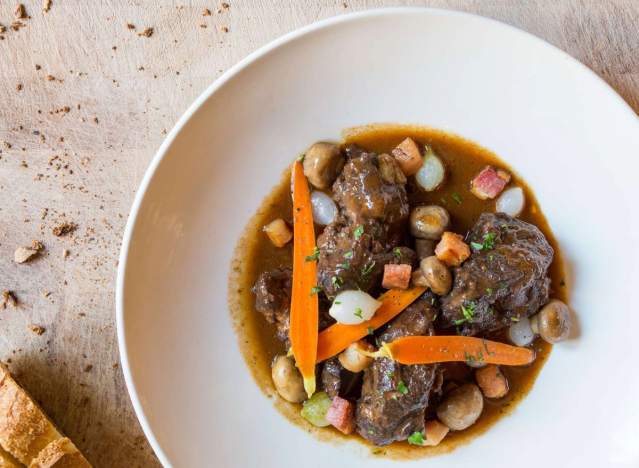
[302,142,345,190]
[272,355,306,403]
[415,239,435,260]
[436,384,484,431]
[338,340,375,373]
[409,205,451,240]
[419,256,452,295]
[530,299,571,344]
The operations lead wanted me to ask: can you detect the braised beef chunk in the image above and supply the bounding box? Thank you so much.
[356,295,439,446]
[440,213,553,336]
[333,148,409,224]
[316,216,417,296]
[253,268,292,343]
[253,269,334,344]
[321,357,363,400]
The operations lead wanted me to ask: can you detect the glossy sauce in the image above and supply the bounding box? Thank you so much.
[228,124,566,458]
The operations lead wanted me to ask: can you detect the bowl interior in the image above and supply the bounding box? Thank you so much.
[118,8,639,468]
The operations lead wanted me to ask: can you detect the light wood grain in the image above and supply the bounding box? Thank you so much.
[0,1,636,466]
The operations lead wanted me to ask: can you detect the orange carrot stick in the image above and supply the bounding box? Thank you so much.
[290,160,319,398]
[360,336,535,366]
[316,287,427,362]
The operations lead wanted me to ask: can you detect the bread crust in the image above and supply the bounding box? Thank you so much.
[28,438,91,468]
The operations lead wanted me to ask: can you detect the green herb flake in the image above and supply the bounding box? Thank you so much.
[433,313,438,320]
[511,317,520,322]
[393,248,402,259]
[343,248,354,259]
[361,261,376,276]
[488,305,494,316]
[455,318,467,325]
[309,286,323,296]
[483,233,496,250]
[431,298,435,305]
[386,373,395,378]
[499,281,505,290]
[332,277,341,290]
[354,226,364,237]
[496,373,501,378]
[487,288,493,295]
[441,198,447,204]
[392,395,398,400]
[339,263,351,270]
[477,349,484,362]
[373,450,382,455]
[407,431,426,445]
[382,214,387,222]
[297,153,306,162]
[304,246,320,262]
[376,390,382,396]
[490,352,495,357]
[375,337,380,347]
[397,381,409,394]
[560,279,566,286]
[367,326,374,335]
[335,301,341,305]
[356,283,362,292]
[489,255,494,261]
[354,308,363,319]
[452,193,462,205]
[501,224,508,228]
[461,302,476,322]
[471,241,484,250]
[368,430,376,435]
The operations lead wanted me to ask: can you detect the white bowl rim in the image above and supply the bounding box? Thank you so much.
[115,7,639,466]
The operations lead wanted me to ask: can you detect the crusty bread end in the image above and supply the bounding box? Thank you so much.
[28,438,90,468]
[0,445,22,468]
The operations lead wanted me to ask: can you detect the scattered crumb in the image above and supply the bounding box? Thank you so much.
[62,248,69,258]
[29,240,43,250]
[51,221,77,236]
[16,84,22,91]
[139,27,153,37]
[221,2,229,8]
[2,141,10,148]
[202,8,211,16]
[126,22,135,30]
[84,364,92,372]
[46,75,54,81]
[43,0,51,12]
[10,21,24,31]
[112,363,118,370]
[14,247,38,263]
[14,4,25,19]
[35,64,41,70]
[43,291,50,297]
[0,25,5,33]
[200,24,206,28]
[93,117,98,124]
[221,27,228,33]
[27,325,45,335]
[2,291,17,309]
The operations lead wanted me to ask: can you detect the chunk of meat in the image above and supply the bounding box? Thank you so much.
[382,264,412,290]
[316,217,417,297]
[253,269,334,346]
[356,295,439,446]
[320,356,363,400]
[326,396,356,434]
[332,147,409,224]
[252,269,292,343]
[471,166,511,200]
[378,153,407,185]
[435,232,471,267]
[440,213,553,336]
[391,137,423,176]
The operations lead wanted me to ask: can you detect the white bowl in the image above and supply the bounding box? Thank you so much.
[117,8,639,468]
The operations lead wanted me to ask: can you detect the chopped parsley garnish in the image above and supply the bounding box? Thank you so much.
[355,283,362,292]
[407,284,415,291]
[501,224,508,228]
[489,255,494,261]
[499,281,505,290]
[373,450,382,455]
[408,431,426,445]
[339,263,351,270]
[496,373,501,378]
[392,395,398,400]
[490,352,495,357]
[367,326,374,335]
[441,198,447,204]
[386,373,395,378]
[455,318,467,325]
[354,225,364,237]
[335,301,341,305]
[471,241,484,250]
[354,308,363,318]
[297,153,306,162]
[464,351,476,362]
[304,246,320,262]
[560,279,566,286]
[431,298,435,305]
[361,261,376,276]
[511,317,520,322]
[375,337,380,347]
[309,286,323,296]
[433,313,438,320]
[328,295,336,299]
[461,302,476,322]
[343,248,354,259]
[487,288,493,295]
[397,381,409,394]
[488,305,494,316]
[376,389,382,396]
[368,430,376,434]
[332,276,342,289]
[482,338,490,354]
[477,349,484,362]
[393,248,402,259]
[382,214,387,222]
[473,233,497,251]
[452,193,462,205]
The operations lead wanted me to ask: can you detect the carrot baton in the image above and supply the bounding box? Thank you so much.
[290,160,319,398]
[358,335,535,366]
[316,287,427,362]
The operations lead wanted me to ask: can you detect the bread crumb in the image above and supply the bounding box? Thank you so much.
[112,363,118,369]
[221,2,229,8]
[200,24,206,28]
[2,141,10,148]
[35,64,41,70]
[93,117,98,124]
[43,0,51,12]
[14,247,38,263]
[140,27,153,37]
[10,21,24,31]
[62,248,69,258]
[51,221,77,236]
[2,291,17,309]
[46,75,54,81]
[16,84,22,91]
[27,325,45,335]
[126,23,135,29]
[84,364,92,372]
[221,27,228,33]
[29,240,44,250]
[202,8,211,16]
[43,291,50,297]
[14,4,25,19]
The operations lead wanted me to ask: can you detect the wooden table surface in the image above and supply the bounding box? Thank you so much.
[0,0,636,466]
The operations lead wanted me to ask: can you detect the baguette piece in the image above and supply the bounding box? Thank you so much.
[0,446,22,468]
[29,438,90,468]
[0,364,91,467]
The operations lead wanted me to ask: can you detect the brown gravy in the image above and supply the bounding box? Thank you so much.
[228,124,566,459]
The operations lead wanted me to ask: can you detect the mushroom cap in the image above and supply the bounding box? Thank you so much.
[436,384,484,431]
[302,142,344,189]
[537,299,571,344]
[272,355,306,403]
[409,205,451,240]
[420,256,452,295]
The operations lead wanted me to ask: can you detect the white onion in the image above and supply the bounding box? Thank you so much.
[329,290,381,325]
[310,191,338,225]
[415,149,445,191]
[466,360,488,368]
[496,187,525,217]
[508,316,535,347]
